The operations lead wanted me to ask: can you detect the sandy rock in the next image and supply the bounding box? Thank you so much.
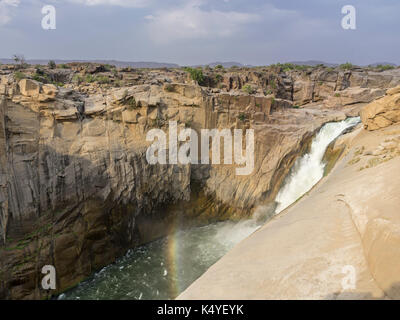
[361,89,400,130]
[18,79,40,97]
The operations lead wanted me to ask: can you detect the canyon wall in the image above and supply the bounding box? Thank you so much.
[179,86,400,300]
[0,64,399,299]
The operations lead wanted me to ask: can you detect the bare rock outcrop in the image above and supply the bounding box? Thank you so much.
[1,64,400,299]
[178,123,400,300]
[361,85,400,130]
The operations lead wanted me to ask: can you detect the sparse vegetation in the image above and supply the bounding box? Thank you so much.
[165,84,175,92]
[339,62,354,70]
[242,84,256,94]
[48,60,56,69]
[125,96,137,110]
[14,71,26,81]
[72,74,84,85]
[184,67,205,85]
[214,74,223,83]
[238,113,247,122]
[12,54,27,69]
[269,79,277,89]
[376,64,395,71]
[270,63,309,72]
[95,75,111,84]
[85,74,96,83]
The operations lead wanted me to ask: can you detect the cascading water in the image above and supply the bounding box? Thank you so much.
[274,116,360,213]
[61,117,360,300]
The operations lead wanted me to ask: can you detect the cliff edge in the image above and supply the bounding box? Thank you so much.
[178,86,400,299]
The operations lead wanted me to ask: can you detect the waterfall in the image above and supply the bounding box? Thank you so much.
[62,117,360,300]
[274,117,360,214]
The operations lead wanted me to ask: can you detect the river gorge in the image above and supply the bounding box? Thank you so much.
[1,63,400,299]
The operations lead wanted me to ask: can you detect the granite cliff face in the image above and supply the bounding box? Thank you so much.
[0,63,399,299]
[179,86,400,300]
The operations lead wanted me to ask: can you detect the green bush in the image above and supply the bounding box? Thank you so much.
[214,74,223,83]
[48,60,56,69]
[165,84,175,92]
[242,84,256,94]
[95,75,110,84]
[14,72,26,81]
[339,62,354,70]
[72,74,84,84]
[184,67,205,85]
[125,96,137,110]
[238,113,247,121]
[376,64,395,71]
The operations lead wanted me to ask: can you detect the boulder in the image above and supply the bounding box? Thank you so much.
[361,85,400,130]
[18,79,40,97]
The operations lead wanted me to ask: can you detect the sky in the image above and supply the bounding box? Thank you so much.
[0,0,399,66]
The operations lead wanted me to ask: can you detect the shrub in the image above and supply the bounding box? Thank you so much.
[184,67,205,85]
[95,75,110,84]
[165,84,175,92]
[48,60,56,69]
[215,64,224,70]
[72,74,84,85]
[14,72,26,81]
[85,74,95,83]
[238,113,247,121]
[269,79,276,89]
[125,96,137,110]
[214,74,223,83]
[339,62,354,70]
[376,64,395,71]
[242,84,256,94]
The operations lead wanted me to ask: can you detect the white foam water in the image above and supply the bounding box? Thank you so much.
[274,117,360,213]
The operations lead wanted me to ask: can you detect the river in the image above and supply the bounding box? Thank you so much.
[60,117,360,300]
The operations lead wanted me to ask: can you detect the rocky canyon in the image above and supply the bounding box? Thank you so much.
[1,62,400,299]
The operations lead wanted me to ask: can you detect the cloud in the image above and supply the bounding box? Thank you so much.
[145,0,260,43]
[0,0,19,25]
[68,0,150,7]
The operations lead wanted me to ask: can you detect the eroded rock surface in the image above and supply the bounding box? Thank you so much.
[178,123,400,300]
[1,63,400,299]
[361,85,400,131]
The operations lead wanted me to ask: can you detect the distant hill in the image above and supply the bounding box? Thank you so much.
[0,59,180,69]
[288,60,397,67]
[368,62,397,67]
[1,58,396,69]
[194,62,253,68]
[287,60,338,67]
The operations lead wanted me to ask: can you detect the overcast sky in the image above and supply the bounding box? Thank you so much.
[0,0,399,65]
